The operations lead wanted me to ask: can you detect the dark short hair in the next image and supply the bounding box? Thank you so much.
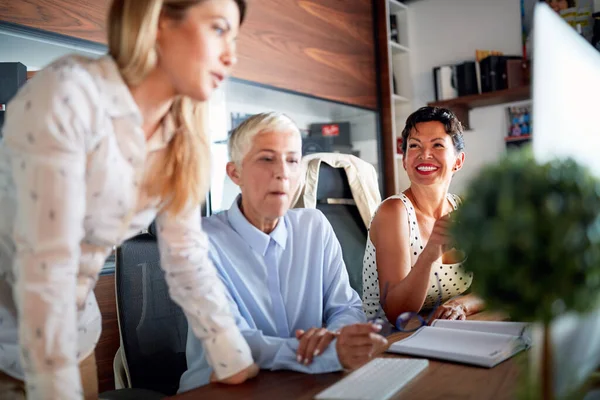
[400,106,465,154]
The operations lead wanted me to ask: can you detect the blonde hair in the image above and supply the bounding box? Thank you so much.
[107,0,246,215]
[228,112,301,165]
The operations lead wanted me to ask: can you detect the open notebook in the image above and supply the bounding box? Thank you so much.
[387,320,531,368]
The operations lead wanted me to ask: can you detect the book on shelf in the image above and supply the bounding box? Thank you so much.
[387,319,531,368]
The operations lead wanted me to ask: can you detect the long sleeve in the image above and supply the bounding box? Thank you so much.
[245,216,365,371]
[320,215,367,333]
[178,207,364,394]
[2,67,93,399]
[155,206,253,380]
[237,318,343,374]
[179,265,342,393]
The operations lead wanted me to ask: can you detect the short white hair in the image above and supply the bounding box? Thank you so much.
[228,112,301,165]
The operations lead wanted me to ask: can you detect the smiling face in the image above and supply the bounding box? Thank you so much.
[402,121,465,187]
[156,0,240,101]
[227,129,303,230]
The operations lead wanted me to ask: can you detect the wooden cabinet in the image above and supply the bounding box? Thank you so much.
[0,0,378,109]
[235,0,377,109]
[0,0,109,44]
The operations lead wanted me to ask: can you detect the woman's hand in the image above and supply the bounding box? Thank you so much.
[210,363,260,384]
[295,327,338,365]
[421,215,453,264]
[430,300,467,321]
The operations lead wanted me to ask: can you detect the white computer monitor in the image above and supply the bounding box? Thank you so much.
[532,3,600,177]
[531,4,600,397]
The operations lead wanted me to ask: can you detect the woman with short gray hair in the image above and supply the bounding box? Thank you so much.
[179,112,387,392]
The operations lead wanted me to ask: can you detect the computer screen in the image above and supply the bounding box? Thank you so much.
[531,4,600,397]
[532,3,600,177]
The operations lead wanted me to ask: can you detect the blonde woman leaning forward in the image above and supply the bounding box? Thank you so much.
[0,1,259,399]
[362,107,484,327]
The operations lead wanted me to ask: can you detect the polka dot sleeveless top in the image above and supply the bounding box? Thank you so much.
[362,193,473,320]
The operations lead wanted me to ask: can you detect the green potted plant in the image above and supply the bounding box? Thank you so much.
[450,149,600,399]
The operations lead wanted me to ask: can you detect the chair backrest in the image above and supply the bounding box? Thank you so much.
[115,230,188,395]
[315,164,368,296]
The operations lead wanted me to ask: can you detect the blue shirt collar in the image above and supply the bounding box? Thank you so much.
[227,195,288,256]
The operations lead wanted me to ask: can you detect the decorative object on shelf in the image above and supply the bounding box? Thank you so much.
[507,104,532,140]
[309,122,352,148]
[475,49,504,62]
[450,150,600,400]
[308,121,356,156]
[389,14,399,43]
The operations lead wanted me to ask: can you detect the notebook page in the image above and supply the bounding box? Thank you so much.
[431,320,529,337]
[388,326,527,368]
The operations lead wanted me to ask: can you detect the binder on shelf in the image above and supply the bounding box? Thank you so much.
[479,55,523,93]
[455,61,479,96]
[433,65,458,101]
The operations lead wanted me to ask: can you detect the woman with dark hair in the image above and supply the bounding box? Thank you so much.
[362,107,484,327]
[0,1,258,398]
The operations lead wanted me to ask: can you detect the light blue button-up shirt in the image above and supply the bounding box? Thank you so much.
[178,197,366,392]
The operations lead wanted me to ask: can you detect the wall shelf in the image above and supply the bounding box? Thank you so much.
[505,134,532,143]
[428,86,531,129]
[392,94,410,103]
[389,41,410,54]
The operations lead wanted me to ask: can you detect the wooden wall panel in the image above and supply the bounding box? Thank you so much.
[0,0,109,44]
[234,0,378,109]
[94,273,119,393]
[1,0,378,109]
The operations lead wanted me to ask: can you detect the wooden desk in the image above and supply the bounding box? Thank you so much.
[169,312,521,400]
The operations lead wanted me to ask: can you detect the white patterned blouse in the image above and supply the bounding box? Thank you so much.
[0,55,252,400]
[362,193,473,320]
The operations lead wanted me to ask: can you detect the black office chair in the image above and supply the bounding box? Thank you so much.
[315,164,368,296]
[109,201,211,397]
[102,201,212,399]
[113,223,189,396]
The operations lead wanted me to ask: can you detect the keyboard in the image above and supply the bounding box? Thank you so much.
[315,358,429,400]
